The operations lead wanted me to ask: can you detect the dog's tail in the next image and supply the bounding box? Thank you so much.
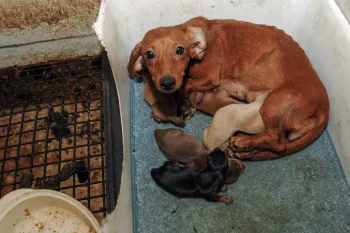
[285,114,328,155]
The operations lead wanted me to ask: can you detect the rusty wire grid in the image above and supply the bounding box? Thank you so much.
[0,57,107,223]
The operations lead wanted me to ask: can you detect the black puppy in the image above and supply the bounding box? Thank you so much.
[151,148,234,204]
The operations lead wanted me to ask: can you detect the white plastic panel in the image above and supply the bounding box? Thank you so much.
[94,0,350,232]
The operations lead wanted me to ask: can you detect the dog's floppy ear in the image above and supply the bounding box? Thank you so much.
[127,42,143,77]
[180,16,208,60]
[185,27,207,60]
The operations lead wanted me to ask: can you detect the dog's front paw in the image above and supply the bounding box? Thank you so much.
[150,112,161,122]
[229,135,253,152]
[180,105,196,120]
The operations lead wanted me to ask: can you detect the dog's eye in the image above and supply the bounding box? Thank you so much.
[176,46,185,55]
[145,51,155,59]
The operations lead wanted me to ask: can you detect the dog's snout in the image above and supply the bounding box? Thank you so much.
[160,76,176,91]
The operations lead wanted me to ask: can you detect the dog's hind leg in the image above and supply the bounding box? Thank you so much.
[230,89,327,156]
[248,151,280,160]
[231,150,280,160]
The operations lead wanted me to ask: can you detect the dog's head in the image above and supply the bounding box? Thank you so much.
[128,17,208,93]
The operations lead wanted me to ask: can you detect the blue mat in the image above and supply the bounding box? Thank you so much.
[131,80,350,233]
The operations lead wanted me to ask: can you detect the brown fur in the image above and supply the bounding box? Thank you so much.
[154,128,208,168]
[154,128,245,184]
[189,87,243,115]
[225,158,245,184]
[129,17,329,160]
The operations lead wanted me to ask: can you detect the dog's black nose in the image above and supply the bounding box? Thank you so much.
[160,76,176,91]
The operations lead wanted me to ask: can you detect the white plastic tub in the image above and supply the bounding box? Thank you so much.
[0,189,100,233]
[93,0,350,232]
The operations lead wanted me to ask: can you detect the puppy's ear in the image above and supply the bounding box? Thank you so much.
[184,27,207,60]
[127,42,143,77]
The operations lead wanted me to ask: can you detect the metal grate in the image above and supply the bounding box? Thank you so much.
[0,57,107,223]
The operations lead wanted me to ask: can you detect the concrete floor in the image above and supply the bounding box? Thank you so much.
[131,81,350,233]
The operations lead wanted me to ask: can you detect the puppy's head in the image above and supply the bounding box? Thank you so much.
[195,148,227,192]
[128,17,208,94]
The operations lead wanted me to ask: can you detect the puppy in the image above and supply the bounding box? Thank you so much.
[203,100,266,152]
[154,128,208,169]
[151,149,243,204]
[189,87,245,115]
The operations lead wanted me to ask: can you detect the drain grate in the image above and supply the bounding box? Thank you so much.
[0,57,107,222]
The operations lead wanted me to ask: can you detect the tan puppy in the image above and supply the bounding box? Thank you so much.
[203,100,266,152]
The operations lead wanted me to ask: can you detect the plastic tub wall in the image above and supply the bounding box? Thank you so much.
[94,0,350,232]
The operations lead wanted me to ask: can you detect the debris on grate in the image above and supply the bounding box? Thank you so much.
[0,57,106,223]
[31,161,89,190]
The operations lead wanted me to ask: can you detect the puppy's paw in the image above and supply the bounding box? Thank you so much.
[222,147,235,158]
[150,113,161,122]
[180,106,196,120]
[220,184,228,193]
[218,194,233,205]
[229,135,253,152]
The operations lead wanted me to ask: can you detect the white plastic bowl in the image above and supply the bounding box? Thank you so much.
[0,189,101,233]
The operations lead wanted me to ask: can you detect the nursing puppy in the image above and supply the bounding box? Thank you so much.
[154,128,208,168]
[151,149,243,204]
[203,100,266,154]
[188,86,244,115]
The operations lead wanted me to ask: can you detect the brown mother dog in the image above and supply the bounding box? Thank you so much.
[128,16,329,160]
